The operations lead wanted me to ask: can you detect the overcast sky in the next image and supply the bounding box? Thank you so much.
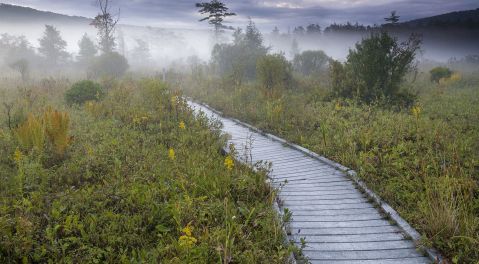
[4,0,479,31]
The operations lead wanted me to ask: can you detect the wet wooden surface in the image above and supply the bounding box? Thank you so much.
[189,102,430,264]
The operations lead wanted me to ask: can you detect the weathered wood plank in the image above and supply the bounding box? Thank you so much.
[291,225,401,235]
[283,198,368,206]
[302,248,424,260]
[290,219,392,229]
[281,193,365,200]
[291,233,405,243]
[297,240,415,251]
[291,214,384,222]
[286,208,383,216]
[310,257,430,264]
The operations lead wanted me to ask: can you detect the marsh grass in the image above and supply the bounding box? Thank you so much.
[0,78,294,263]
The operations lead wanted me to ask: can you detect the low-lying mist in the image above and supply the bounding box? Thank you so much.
[1,18,479,79]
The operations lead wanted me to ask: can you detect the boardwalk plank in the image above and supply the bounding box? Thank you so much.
[291,233,406,243]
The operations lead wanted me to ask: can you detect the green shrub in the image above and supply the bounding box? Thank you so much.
[430,66,452,83]
[293,50,330,76]
[87,52,129,79]
[65,80,104,105]
[331,31,421,105]
[256,53,293,95]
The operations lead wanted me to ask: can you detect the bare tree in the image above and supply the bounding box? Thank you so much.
[91,0,119,53]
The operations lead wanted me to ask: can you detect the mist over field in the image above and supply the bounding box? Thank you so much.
[1,3,479,74]
[0,1,478,263]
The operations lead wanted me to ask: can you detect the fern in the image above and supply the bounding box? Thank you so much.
[15,107,71,156]
[43,107,71,156]
[16,114,45,153]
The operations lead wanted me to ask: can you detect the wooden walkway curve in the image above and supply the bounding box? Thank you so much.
[189,101,434,264]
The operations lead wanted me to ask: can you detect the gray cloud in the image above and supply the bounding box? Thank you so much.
[3,0,478,31]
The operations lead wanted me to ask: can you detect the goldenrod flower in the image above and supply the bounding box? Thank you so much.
[224,156,234,170]
[182,223,193,236]
[13,149,23,163]
[411,105,421,118]
[171,96,178,106]
[335,101,342,111]
[178,222,197,248]
[179,121,186,130]
[86,145,94,157]
[179,235,197,247]
[168,148,176,161]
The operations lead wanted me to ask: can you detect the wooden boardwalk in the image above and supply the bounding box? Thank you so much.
[189,102,432,264]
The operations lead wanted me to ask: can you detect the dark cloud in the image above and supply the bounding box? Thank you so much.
[4,0,478,30]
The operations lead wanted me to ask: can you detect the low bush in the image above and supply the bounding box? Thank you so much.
[430,66,453,83]
[331,31,421,106]
[87,52,129,79]
[65,80,104,105]
[256,53,293,96]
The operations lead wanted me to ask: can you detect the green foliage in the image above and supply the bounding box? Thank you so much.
[293,50,330,76]
[65,80,105,106]
[211,20,269,83]
[0,79,293,263]
[332,31,421,105]
[88,52,129,79]
[430,66,453,83]
[256,54,293,94]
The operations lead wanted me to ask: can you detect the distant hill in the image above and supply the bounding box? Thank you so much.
[0,3,91,25]
[398,8,479,29]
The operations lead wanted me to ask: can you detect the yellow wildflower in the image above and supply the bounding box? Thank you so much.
[133,116,141,125]
[178,222,197,248]
[13,148,23,163]
[86,145,94,157]
[411,105,421,118]
[171,96,178,106]
[182,223,193,236]
[224,156,234,170]
[179,121,186,130]
[335,101,342,111]
[168,148,176,161]
[179,235,197,248]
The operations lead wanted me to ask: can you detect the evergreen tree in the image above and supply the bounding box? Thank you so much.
[77,34,97,64]
[385,11,400,24]
[196,0,236,40]
[306,24,322,35]
[289,38,300,59]
[38,25,68,66]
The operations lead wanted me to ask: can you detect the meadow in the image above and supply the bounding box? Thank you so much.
[181,67,479,263]
[0,78,296,263]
